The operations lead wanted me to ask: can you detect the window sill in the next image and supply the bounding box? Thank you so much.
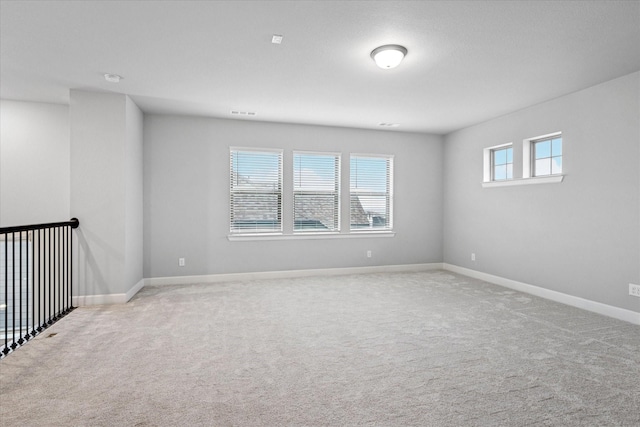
[482,174,564,188]
[228,231,396,241]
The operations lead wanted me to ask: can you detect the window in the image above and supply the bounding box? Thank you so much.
[293,152,340,232]
[532,135,562,176]
[491,146,513,181]
[350,155,393,230]
[483,132,563,188]
[230,148,282,233]
[483,143,512,183]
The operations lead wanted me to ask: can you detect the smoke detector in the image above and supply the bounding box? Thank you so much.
[104,73,122,83]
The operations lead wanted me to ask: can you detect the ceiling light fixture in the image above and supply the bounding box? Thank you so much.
[104,73,122,83]
[370,45,407,69]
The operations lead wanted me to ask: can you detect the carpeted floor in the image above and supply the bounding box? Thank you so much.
[1,270,639,426]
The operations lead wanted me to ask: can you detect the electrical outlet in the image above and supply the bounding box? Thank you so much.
[471,253,476,261]
[367,250,372,258]
[630,284,640,298]
[179,258,185,267]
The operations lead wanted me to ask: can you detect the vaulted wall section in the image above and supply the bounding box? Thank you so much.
[443,72,640,313]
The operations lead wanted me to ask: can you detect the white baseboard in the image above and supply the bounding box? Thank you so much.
[73,293,127,306]
[71,266,640,325]
[73,278,145,307]
[126,278,145,302]
[144,263,444,286]
[443,263,640,325]
[71,264,442,305]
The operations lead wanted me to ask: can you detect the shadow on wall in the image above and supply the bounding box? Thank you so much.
[74,227,120,298]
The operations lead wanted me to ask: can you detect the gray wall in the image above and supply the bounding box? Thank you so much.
[144,116,443,278]
[124,97,144,292]
[0,100,70,227]
[70,90,143,297]
[4,71,637,315]
[443,72,640,312]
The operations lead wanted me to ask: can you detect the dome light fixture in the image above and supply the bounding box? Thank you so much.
[370,44,407,69]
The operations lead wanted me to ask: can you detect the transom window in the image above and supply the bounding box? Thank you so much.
[229,148,283,233]
[532,136,562,176]
[350,155,393,230]
[491,146,513,181]
[293,152,340,232]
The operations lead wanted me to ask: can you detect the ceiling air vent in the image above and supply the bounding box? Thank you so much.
[378,123,399,128]
[230,110,257,117]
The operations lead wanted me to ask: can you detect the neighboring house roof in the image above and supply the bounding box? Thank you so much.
[294,195,337,229]
[233,175,371,228]
[350,195,369,226]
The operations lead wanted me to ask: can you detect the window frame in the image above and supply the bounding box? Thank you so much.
[349,153,394,232]
[229,147,283,235]
[531,135,562,177]
[292,151,341,233]
[483,142,513,183]
[523,131,562,179]
[491,145,513,181]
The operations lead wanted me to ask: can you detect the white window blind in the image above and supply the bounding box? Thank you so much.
[350,155,393,230]
[293,152,340,232]
[230,148,283,233]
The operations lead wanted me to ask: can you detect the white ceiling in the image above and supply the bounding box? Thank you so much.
[1,1,639,134]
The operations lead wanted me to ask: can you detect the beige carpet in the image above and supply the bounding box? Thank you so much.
[1,270,639,426]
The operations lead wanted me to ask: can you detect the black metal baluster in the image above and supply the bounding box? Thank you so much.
[18,232,23,345]
[58,227,62,316]
[11,232,17,350]
[55,227,59,319]
[62,227,66,312]
[24,231,29,342]
[41,228,45,329]
[70,225,73,309]
[40,229,47,332]
[50,227,54,324]
[51,228,54,320]
[61,227,64,313]
[37,229,42,333]
[57,226,61,317]
[30,229,35,338]
[66,226,70,312]
[42,228,45,330]
[52,227,55,320]
[48,227,52,325]
[0,219,79,358]
[3,234,8,356]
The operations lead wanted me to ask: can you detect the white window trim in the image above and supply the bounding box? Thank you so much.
[228,149,396,240]
[292,150,341,233]
[228,231,395,241]
[482,174,564,188]
[482,132,565,188]
[483,142,513,183]
[229,147,284,234]
[349,153,394,231]
[523,131,562,179]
